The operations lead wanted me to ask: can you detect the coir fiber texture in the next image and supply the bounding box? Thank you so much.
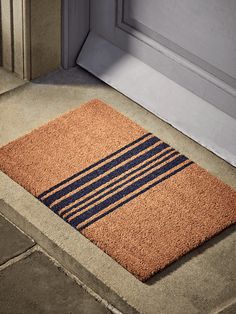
[0,99,235,281]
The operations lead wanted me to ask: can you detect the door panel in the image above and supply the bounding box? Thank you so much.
[123,0,236,79]
[90,0,236,118]
[78,0,236,165]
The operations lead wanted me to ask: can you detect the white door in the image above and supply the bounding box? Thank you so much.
[77,0,236,166]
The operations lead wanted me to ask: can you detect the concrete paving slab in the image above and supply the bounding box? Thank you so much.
[0,67,236,314]
[0,67,26,95]
[0,250,111,314]
[0,214,34,265]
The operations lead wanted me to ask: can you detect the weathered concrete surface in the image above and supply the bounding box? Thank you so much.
[0,67,236,314]
[29,0,61,79]
[0,67,26,95]
[0,251,111,314]
[0,214,34,265]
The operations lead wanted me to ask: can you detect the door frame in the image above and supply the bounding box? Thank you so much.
[0,0,89,78]
[0,0,61,80]
[61,0,90,69]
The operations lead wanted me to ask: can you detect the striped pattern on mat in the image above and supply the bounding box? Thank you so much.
[0,99,235,281]
[38,133,193,230]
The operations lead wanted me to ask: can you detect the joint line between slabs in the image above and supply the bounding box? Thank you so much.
[35,246,124,314]
[0,244,38,271]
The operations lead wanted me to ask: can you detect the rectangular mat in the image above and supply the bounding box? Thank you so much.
[0,99,235,281]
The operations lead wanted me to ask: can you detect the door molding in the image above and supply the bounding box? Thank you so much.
[0,0,14,72]
[89,0,236,119]
[117,0,235,97]
[0,0,88,78]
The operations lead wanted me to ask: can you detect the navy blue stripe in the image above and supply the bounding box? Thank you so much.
[42,135,159,207]
[78,161,193,230]
[64,150,178,220]
[43,136,159,207]
[38,132,152,199]
[69,155,189,227]
[51,142,168,212]
[62,147,175,217]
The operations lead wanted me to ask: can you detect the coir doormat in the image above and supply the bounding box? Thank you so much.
[0,99,235,281]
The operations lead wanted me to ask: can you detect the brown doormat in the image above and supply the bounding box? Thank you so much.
[0,99,235,281]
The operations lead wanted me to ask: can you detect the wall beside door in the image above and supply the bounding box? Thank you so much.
[0,0,61,80]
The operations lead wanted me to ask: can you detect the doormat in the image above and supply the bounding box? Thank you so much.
[0,99,235,281]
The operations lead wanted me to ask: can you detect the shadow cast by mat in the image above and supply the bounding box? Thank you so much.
[147,223,236,285]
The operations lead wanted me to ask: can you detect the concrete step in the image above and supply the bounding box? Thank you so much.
[0,67,236,314]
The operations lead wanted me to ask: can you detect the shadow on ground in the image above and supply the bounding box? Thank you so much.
[148,223,236,285]
[32,66,106,87]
